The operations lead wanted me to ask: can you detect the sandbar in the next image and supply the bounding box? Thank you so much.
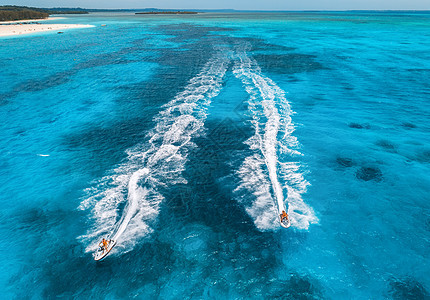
[0,18,94,37]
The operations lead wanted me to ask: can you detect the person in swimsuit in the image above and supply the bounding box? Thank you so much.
[99,238,109,250]
[280,210,289,222]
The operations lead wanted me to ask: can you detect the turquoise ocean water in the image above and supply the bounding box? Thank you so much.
[1,12,429,299]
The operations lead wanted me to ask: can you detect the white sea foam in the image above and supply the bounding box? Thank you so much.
[233,46,317,230]
[79,50,230,253]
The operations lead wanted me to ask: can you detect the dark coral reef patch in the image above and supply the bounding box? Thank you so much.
[356,166,383,182]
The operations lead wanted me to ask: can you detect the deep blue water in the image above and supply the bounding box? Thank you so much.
[1,12,429,299]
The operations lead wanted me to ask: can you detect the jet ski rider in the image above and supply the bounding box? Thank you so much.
[99,238,109,250]
[281,210,289,222]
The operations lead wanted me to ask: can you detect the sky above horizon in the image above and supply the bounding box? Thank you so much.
[1,0,430,10]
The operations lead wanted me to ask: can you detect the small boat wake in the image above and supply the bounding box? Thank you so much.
[78,49,230,257]
[233,45,317,230]
[79,44,315,259]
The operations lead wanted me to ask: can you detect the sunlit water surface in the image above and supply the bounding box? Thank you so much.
[1,11,429,299]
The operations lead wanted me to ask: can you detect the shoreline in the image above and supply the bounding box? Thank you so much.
[0,22,94,37]
[0,17,65,24]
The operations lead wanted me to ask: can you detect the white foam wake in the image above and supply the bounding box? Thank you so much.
[233,47,317,230]
[79,50,230,253]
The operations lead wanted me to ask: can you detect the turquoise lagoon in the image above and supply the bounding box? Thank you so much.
[0,12,429,299]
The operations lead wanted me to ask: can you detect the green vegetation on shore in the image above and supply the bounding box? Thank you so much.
[0,6,48,21]
[0,5,88,22]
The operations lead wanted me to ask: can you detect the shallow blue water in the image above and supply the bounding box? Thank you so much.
[1,12,429,299]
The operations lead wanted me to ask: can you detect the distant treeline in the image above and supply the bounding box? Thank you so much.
[0,6,48,21]
[0,5,88,22]
[48,7,89,14]
[136,11,198,15]
[88,8,234,12]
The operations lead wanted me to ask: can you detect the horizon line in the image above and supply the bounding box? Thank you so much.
[65,8,430,11]
[2,5,429,12]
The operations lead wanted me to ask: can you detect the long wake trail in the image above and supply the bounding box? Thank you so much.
[233,46,317,230]
[79,50,230,253]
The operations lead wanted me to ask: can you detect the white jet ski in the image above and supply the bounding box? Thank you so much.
[279,211,291,229]
[94,239,116,261]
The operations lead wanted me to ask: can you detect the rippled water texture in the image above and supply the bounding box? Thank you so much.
[1,12,429,299]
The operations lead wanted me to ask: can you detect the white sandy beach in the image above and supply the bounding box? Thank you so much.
[0,17,94,37]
